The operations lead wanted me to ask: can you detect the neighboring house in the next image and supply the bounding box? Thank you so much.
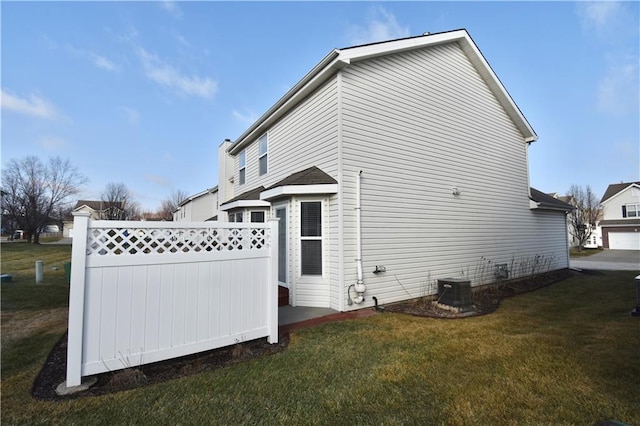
[173,187,219,222]
[63,200,125,238]
[548,192,602,249]
[599,182,640,250]
[213,29,573,311]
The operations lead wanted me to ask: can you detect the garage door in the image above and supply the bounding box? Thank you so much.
[609,232,640,250]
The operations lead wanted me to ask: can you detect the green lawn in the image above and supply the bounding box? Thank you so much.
[2,243,639,425]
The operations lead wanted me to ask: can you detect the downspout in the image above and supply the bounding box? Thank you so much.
[353,170,366,304]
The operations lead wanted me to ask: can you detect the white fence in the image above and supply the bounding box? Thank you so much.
[66,212,278,387]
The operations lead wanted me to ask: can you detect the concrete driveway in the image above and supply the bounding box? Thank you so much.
[570,250,640,271]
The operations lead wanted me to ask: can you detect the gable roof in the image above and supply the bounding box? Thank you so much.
[530,188,574,212]
[178,186,218,208]
[265,166,337,189]
[220,186,266,206]
[229,29,536,155]
[600,182,640,204]
[73,200,124,211]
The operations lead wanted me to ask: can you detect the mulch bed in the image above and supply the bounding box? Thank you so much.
[32,269,574,400]
[32,332,290,401]
[384,269,575,319]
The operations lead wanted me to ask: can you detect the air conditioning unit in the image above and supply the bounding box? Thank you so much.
[437,278,472,312]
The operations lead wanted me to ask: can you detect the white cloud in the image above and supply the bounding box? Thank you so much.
[119,106,140,124]
[40,136,67,150]
[1,89,59,119]
[160,1,182,18]
[232,109,259,125]
[66,44,120,72]
[597,56,640,115]
[577,1,621,30]
[347,6,410,45]
[90,53,119,72]
[136,46,217,99]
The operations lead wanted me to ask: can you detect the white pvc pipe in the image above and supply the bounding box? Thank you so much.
[35,260,44,284]
[354,171,365,302]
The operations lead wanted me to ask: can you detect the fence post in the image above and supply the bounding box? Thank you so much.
[65,211,90,387]
[267,219,279,343]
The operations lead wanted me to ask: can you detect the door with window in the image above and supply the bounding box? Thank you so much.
[275,206,288,287]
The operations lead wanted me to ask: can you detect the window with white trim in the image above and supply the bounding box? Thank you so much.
[239,150,246,185]
[258,134,268,176]
[300,201,322,275]
[623,203,639,218]
[251,211,265,223]
[229,211,243,222]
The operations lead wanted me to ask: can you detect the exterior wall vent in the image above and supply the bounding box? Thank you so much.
[437,278,472,312]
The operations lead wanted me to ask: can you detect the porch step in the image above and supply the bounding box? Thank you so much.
[278,286,289,307]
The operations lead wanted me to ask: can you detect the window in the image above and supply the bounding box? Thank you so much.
[251,211,265,223]
[239,150,246,185]
[623,204,639,218]
[300,202,322,275]
[258,134,268,176]
[229,212,243,222]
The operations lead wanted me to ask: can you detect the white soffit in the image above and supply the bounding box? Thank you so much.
[219,200,271,211]
[260,184,338,201]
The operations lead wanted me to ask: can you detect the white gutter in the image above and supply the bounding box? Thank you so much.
[353,170,365,304]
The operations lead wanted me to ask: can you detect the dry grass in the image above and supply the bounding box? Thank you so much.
[2,243,639,425]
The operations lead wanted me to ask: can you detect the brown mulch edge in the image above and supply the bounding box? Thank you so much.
[32,331,290,401]
[383,269,576,319]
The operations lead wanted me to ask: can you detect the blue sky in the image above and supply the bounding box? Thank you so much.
[2,1,638,211]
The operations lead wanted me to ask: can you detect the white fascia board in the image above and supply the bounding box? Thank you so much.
[229,51,343,155]
[260,184,338,201]
[529,200,572,212]
[457,36,537,142]
[339,29,536,143]
[339,30,468,63]
[230,29,537,155]
[219,200,271,211]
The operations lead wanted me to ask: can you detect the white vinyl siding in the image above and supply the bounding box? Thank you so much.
[602,186,640,220]
[230,79,339,309]
[339,42,568,308]
[233,78,339,199]
[173,190,218,222]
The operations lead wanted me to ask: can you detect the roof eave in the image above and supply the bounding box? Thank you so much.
[229,28,537,154]
[228,50,343,155]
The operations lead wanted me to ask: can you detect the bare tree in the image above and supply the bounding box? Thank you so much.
[157,189,188,221]
[100,182,140,220]
[566,184,600,250]
[1,156,87,243]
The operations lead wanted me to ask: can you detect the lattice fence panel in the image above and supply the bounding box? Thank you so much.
[86,227,269,255]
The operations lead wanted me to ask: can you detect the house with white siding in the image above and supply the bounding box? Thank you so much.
[173,187,219,222]
[216,29,573,311]
[599,181,640,250]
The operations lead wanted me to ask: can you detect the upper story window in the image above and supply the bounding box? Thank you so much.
[239,150,246,185]
[623,204,639,218]
[258,134,268,176]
